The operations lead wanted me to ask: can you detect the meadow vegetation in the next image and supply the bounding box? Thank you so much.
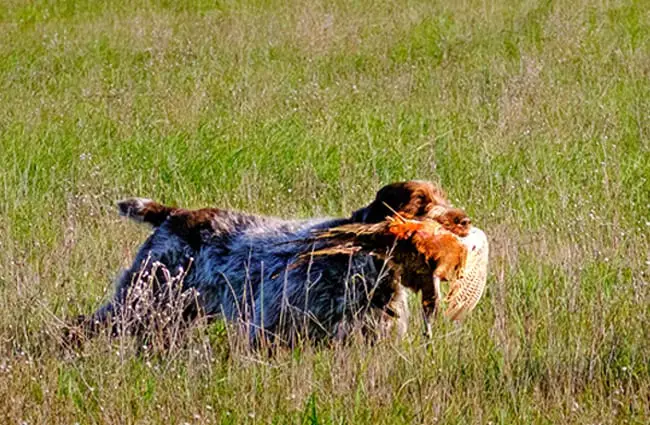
[0,0,648,423]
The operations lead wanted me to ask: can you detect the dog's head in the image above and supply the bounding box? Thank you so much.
[351,180,450,223]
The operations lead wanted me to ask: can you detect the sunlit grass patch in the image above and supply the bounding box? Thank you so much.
[1,0,648,423]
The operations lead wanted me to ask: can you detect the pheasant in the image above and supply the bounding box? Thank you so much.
[301,214,489,335]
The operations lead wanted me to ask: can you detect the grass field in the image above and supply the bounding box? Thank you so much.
[1,0,649,423]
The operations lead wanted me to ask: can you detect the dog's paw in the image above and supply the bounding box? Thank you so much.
[116,198,153,221]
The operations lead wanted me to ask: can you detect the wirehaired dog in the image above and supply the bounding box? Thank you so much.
[77,181,462,346]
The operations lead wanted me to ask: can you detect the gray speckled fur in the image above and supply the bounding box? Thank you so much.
[93,210,403,345]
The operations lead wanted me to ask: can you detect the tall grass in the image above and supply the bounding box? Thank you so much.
[0,0,648,423]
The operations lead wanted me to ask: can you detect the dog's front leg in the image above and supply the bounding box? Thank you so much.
[420,276,441,338]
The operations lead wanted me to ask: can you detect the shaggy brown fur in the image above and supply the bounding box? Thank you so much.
[120,182,470,240]
[118,180,452,230]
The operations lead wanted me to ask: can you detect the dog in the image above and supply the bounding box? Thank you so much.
[76,181,465,346]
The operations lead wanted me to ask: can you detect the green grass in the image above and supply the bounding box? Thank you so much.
[1,0,649,423]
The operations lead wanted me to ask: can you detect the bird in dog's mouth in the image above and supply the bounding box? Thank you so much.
[301,215,489,336]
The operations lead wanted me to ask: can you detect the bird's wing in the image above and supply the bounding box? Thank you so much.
[444,226,489,321]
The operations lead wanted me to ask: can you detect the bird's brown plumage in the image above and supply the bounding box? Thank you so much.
[304,215,489,327]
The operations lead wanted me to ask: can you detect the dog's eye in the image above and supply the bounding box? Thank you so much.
[454,217,461,224]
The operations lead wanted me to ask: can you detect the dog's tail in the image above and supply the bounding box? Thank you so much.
[117,198,176,227]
